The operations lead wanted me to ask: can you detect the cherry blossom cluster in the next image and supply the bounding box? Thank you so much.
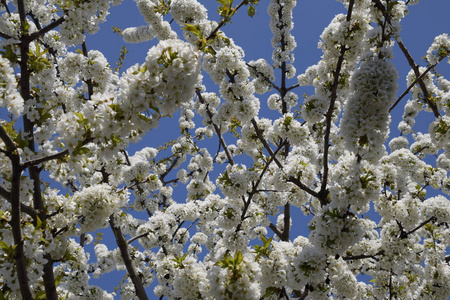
[268,0,297,71]
[341,56,398,162]
[0,56,23,116]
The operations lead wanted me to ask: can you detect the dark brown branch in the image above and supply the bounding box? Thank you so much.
[0,117,33,300]
[27,16,65,42]
[81,40,94,99]
[371,0,441,118]
[389,269,394,300]
[170,220,186,243]
[97,167,149,298]
[281,202,291,241]
[250,118,283,169]
[235,142,284,235]
[254,142,285,190]
[397,40,440,118]
[110,216,149,300]
[287,177,320,199]
[319,0,355,207]
[0,184,37,220]
[0,123,17,151]
[171,219,198,244]
[196,89,234,165]
[249,118,320,200]
[286,83,300,92]
[128,232,150,245]
[1,0,11,15]
[342,250,385,261]
[0,31,14,39]
[160,156,180,184]
[246,63,281,93]
[17,2,59,297]
[371,0,386,13]
[269,222,283,238]
[42,255,57,300]
[292,284,310,300]
[206,0,247,41]
[21,149,69,169]
[0,127,37,219]
[407,216,436,236]
[389,60,443,113]
[272,2,292,244]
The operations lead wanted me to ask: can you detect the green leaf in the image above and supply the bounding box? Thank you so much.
[172,252,189,269]
[0,45,19,64]
[217,0,235,19]
[0,289,10,300]
[36,215,43,229]
[157,47,179,67]
[154,0,171,15]
[248,5,256,17]
[234,250,243,264]
[183,24,202,39]
[0,241,17,257]
[62,248,78,262]
[262,287,280,298]
[73,146,90,156]
[110,133,122,148]
[34,289,47,300]
[27,43,51,73]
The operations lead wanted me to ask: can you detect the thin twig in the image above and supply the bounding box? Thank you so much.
[342,250,385,261]
[319,0,355,206]
[196,89,234,165]
[21,149,69,169]
[389,58,444,113]
[206,0,247,40]
[396,40,440,118]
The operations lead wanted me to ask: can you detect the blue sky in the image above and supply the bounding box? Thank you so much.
[83,0,450,297]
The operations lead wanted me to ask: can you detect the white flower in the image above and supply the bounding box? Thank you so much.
[123,24,156,43]
[422,195,450,223]
[341,57,398,162]
[0,56,23,117]
[426,33,450,65]
[73,184,126,233]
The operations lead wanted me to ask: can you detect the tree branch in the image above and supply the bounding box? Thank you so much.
[196,89,234,165]
[0,184,37,220]
[407,216,436,236]
[28,16,65,42]
[342,250,385,261]
[389,59,444,113]
[371,0,386,14]
[110,216,149,300]
[0,31,14,40]
[319,0,355,206]
[16,2,59,297]
[21,149,69,169]
[246,63,281,93]
[396,40,440,118]
[0,120,33,300]
[269,222,283,238]
[206,0,247,41]
[81,40,94,99]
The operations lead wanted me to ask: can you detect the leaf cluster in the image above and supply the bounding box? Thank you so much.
[216,251,244,283]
